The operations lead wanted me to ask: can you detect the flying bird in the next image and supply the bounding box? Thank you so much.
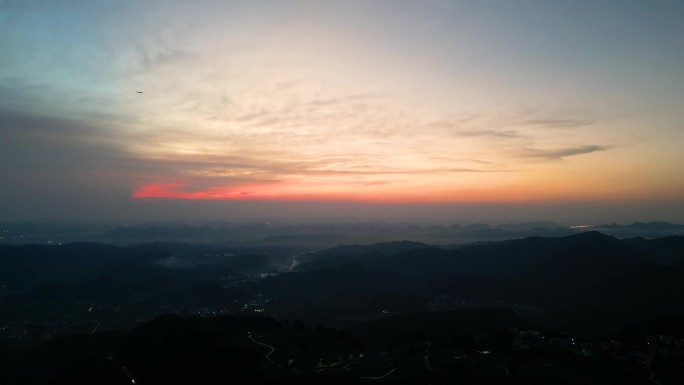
[136,91,143,94]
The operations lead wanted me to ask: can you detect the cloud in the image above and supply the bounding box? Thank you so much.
[457,129,523,139]
[132,153,511,182]
[308,93,376,107]
[525,119,595,129]
[298,166,512,176]
[519,145,607,159]
[136,41,188,73]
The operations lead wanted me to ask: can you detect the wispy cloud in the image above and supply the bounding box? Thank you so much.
[457,129,523,139]
[519,145,607,159]
[525,119,595,129]
[308,93,376,107]
[136,41,189,73]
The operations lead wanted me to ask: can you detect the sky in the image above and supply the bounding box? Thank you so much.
[1,0,684,223]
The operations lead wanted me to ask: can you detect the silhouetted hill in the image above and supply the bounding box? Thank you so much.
[451,231,644,279]
[303,240,432,260]
[5,309,680,385]
[0,242,276,325]
[257,263,407,298]
[297,232,645,283]
[3,314,368,385]
[296,241,433,271]
[0,243,131,283]
[613,221,684,231]
[553,262,684,336]
[619,314,684,339]
[348,308,532,348]
[623,236,684,265]
[278,232,684,336]
[255,234,347,248]
[5,331,124,385]
[4,231,684,350]
[593,221,684,239]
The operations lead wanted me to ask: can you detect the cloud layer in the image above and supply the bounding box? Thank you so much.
[1,1,683,221]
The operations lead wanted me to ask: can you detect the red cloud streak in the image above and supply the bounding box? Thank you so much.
[132,183,259,200]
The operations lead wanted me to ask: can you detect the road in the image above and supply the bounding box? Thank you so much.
[247,331,282,368]
[107,351,138,384]
[361,367,397,380]
[648,364,664,385]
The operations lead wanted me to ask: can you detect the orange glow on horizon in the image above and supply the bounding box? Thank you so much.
[131,181,505,202]
[130,178,645,204]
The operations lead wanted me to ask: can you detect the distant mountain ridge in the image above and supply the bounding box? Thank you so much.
[296,232,649,281]
[288,231,684,336]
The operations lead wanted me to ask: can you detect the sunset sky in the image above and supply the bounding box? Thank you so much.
[1,1,684,223]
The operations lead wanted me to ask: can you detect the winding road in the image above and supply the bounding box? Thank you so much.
[247,331,282,369]
[361,367,397,380]
[648,364,663,385]
[107,351,138,384]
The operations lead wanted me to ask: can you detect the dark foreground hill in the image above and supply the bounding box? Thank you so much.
[2,312,683,385]
[348,307,532,348]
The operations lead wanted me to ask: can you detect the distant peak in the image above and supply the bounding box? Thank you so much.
[569,230,609,238]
